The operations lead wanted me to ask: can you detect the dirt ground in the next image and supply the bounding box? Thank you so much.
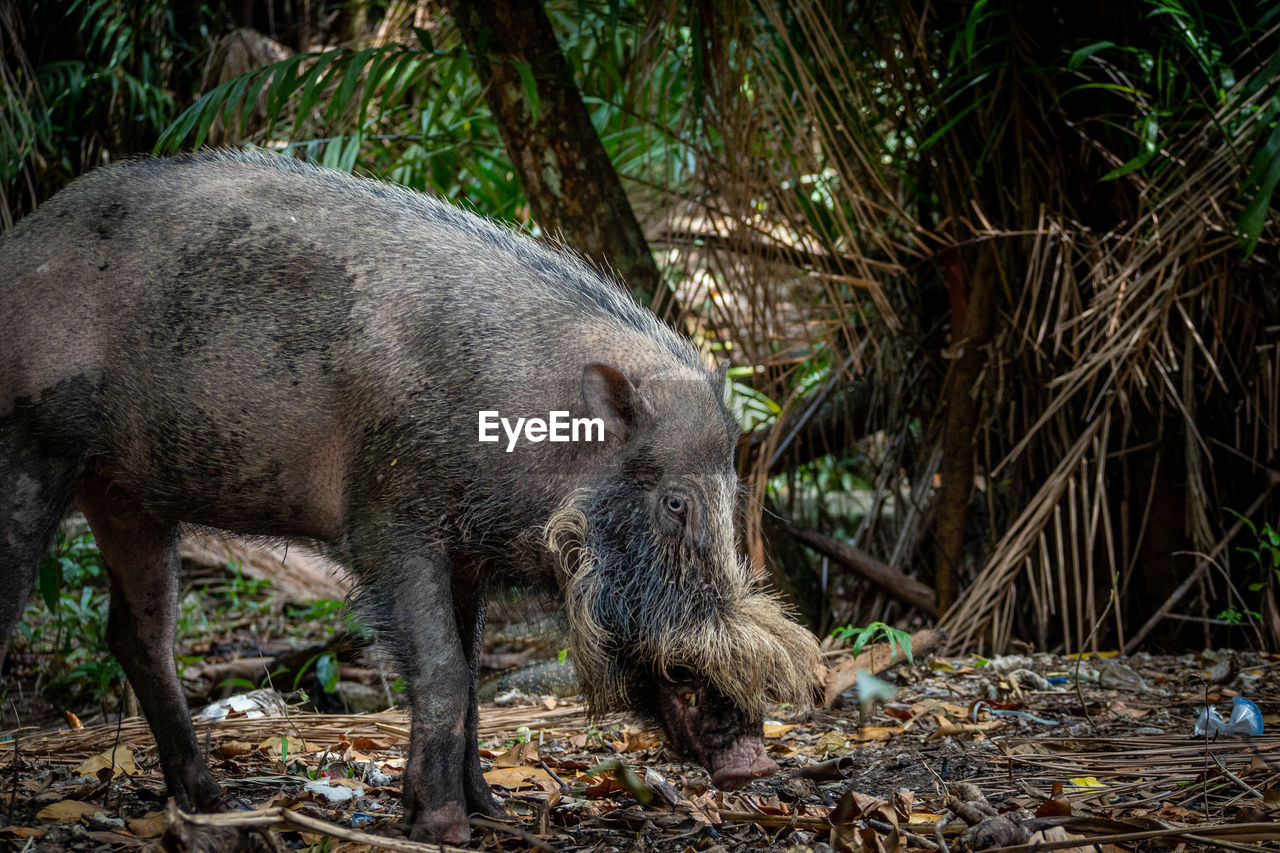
[2,635,1278,852]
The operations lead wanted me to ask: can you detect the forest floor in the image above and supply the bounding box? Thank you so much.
[2,562,1279,852]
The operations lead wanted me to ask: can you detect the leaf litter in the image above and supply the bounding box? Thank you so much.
[2,644,1278,851]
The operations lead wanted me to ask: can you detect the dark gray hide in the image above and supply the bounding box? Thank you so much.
[0,151,821,843]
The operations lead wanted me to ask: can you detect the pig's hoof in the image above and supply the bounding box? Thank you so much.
[171,768,224,813]
[467,787,505,819]
[407,804,471,845]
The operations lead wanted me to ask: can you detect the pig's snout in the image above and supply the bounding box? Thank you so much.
[657,678,780,790]
[708,736,778,790]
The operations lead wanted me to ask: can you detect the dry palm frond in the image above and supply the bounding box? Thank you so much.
[626,1,1279,650]
[941,60,1280,652]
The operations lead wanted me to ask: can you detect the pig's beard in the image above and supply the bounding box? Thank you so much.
[544,488,822,718]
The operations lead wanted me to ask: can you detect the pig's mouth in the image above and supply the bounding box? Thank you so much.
[652,676,778,790]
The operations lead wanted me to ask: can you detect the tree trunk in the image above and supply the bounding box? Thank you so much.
[444,0,661,307]
[933,245,998,615]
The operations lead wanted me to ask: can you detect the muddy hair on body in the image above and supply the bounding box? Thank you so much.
[545,486,821,716]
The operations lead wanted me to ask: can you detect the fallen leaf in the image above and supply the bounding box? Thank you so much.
[257,735,321,756]
[1035,796,1073,817]
[928,715,1004,738]
[1028,825,1093,853]
[815,730,848,755]
[214,740,255,758]
[127,813,165,838]
[483,765,554,788]
[1109,701,1151,720]
[849,726,899,742]
[65,711,83,730]
[762,723,798,738]
[493,740,539,767]
[1067,776,1107,791]
[76,746,138,779]
[351,737,393,750]
[36,800,101,822]
[318,775,366,789]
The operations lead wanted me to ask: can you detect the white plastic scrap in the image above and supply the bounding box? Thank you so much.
[195,689,290,722]
[304,779,366,803]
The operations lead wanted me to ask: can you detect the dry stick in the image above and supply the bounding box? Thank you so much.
[1209,750,1263,800]
[165,802,471,852]
[539,760,570,793]
[1072,587,1117,731]
[469,815,558,851]
[788,525,937,615]
[1123,485,1273,654]
[4,702,17,822]
[982,822,1280,853]
[1179,836,1276,853]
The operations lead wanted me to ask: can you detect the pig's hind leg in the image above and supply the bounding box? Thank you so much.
[76,470,222,812]
[0,425,78,674]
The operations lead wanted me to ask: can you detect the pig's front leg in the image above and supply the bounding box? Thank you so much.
[372,548,474,844]
[454,585,502,818]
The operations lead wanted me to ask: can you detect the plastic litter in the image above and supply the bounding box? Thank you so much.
[304,778,365,803]
[1194,696,1263,736]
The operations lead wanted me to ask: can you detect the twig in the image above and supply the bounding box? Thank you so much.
[981,822,1280,853]
[1124,486,1271,653]
[1073,587,1117,731]
[716,809,831,831]
[165,803,471,852]
[868,817,940,850]
[5,697,19,822]
[469,814,558,851]
[1209,750,1263,800]
[539,759,570,792]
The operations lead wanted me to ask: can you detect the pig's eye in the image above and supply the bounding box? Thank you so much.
[664,494,686,520]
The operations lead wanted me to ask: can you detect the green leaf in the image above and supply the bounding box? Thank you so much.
[510,59,541,124]
[1102,112,1160,180]
[316,653,340,694]
[1236,120,1280,258]
[1067,40,1117,69]
[38,556,60,613]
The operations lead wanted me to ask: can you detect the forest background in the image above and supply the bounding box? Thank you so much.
[4,0,1280,661]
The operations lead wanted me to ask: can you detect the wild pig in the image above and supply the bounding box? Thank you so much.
[0,150,821,843]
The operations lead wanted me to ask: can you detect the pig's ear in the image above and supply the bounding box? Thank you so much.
[714,360,730,391]
[582,362,651,443]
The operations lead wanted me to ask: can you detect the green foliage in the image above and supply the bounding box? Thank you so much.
[4,0,204,220]
[19,531,124,710]
[1216,604,1260,624]
[1226,508,1280,611]
[287,598,347,622]
[1051,0,1280,253]
[155,3,700,231]
[217,558,273,612]
[830,621,914,663]
[315,653,340,694]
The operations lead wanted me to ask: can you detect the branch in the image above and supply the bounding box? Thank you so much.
[788,525,937,615]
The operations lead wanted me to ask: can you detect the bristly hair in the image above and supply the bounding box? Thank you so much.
[544,489,821,716]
